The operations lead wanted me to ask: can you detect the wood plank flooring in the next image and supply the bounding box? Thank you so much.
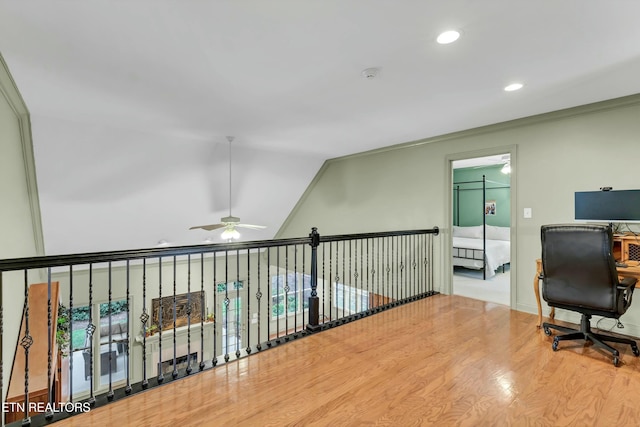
[55,295,640,426]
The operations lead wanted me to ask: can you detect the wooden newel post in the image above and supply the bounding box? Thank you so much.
[307,227,321,332]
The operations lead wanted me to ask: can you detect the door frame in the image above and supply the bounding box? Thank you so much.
[444,145,518,307]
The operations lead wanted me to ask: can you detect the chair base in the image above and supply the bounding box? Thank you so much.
[543,313,640,366]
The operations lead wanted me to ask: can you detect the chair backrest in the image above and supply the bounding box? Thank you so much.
[541,224,619,312]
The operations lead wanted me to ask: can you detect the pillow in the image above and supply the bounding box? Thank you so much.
[486,225,510,241]
[452,225,484,239]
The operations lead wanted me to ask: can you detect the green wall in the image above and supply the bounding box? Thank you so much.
[453,165,511,227]
[277,93,640,337]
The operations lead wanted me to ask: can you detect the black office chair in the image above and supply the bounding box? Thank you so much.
[541,224,640,366]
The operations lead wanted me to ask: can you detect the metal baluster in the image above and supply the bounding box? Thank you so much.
[213,251,218,366]
[172,256,177,379]
[420,234,425,295]
[394,236,398,303]
[199,253,205,371]
[158,257,164,383]
[266,247,271,347]
[125,260,131,393]
[342,241,346,318]
[256,249,262,352]
[361,239,364,313]
[46,268,53,420]
[246,248,252,355]
[276,246,280,343]
[235,249,241,359]
[107,262,114,400]
[293,245,297,336]
[186,254,192,375]
[0,272,3,421]
[307,243,313,327]
[373,238,378,310]
[423,234,427,294]
[424,234,429,294]
[87,264,95,405]
[410,235,415,297]
[284,246,289,341]
[400,236,405,301]
[141,259,148,389]
[429,234,434,293]
[416,235,420,295]
[328,242,332,321]
[366,239,370,312]
[299,244,303,330]
[223,250,230,362]
[352,240,356,313]
[21,270,32,425]
[68,265,73,404]
[385,237,390,305]
[0,272,3,422]
[335,242,339,321]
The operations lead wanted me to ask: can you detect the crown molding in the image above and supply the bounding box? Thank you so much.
[335,92,640,162]
[0,53,45,256]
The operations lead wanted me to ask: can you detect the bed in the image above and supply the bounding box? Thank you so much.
[452,225,510,279]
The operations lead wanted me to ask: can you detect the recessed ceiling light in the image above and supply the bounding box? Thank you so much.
[437,30,460,44]
[504,83,524,92]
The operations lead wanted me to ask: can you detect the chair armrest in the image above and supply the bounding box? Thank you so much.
[618,277,637,310]
[618,277,637,289]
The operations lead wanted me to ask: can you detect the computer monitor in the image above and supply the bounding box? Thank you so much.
[574,190,640,223]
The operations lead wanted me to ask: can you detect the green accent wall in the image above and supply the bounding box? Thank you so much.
[453,165,511,227]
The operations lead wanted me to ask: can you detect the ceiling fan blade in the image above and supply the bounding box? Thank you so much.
[189,223,225,231]
[236,224,267,230]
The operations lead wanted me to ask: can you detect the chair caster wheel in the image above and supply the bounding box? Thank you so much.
[543,326,551,336]
[632,345,640,357]
[613,356,619,366]
[552,338,559,351]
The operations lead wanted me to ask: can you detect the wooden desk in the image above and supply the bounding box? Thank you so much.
[534,259,640,328]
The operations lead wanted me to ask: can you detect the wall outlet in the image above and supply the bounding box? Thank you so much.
[524,208,532,219]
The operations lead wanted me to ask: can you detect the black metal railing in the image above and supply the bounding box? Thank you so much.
[0,226,438,426]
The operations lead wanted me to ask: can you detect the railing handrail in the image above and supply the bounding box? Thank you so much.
[320,227,439,243]
[0,227,439,272]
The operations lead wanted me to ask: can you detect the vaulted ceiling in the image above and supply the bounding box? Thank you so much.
[2,1,640,255]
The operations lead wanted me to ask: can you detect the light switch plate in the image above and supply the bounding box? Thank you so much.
[524,208,532,218]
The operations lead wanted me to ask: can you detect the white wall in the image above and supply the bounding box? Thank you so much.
[278,94,640,336]
[0,54,44,405]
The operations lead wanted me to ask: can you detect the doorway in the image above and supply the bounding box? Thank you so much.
[451,153,512,306]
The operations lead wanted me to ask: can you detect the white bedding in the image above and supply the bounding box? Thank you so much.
[452,235,510,278]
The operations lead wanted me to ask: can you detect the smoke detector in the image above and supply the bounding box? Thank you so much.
[361,68,379,79]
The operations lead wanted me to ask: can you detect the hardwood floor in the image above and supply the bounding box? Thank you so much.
[56,295,640,426]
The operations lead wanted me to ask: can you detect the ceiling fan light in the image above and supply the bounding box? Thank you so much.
[221,227,240,240]
[437,30,460,45]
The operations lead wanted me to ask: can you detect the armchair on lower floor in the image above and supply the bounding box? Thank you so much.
[540,224,640,366]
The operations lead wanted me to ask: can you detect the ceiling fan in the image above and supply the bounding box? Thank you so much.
[189,136,266,240]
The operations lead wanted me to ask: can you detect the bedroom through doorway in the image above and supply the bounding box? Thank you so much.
[452,154,511,306]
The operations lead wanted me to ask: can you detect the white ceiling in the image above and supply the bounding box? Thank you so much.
[2,1,640,255]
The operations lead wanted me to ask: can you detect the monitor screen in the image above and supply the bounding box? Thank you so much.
[575,190,640,222]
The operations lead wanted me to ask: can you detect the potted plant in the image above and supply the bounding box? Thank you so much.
[145,324,158,337]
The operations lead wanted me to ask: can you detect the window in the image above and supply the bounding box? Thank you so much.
[271,273,312,318]
[333,283,369,314]
[68,300,129,397]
